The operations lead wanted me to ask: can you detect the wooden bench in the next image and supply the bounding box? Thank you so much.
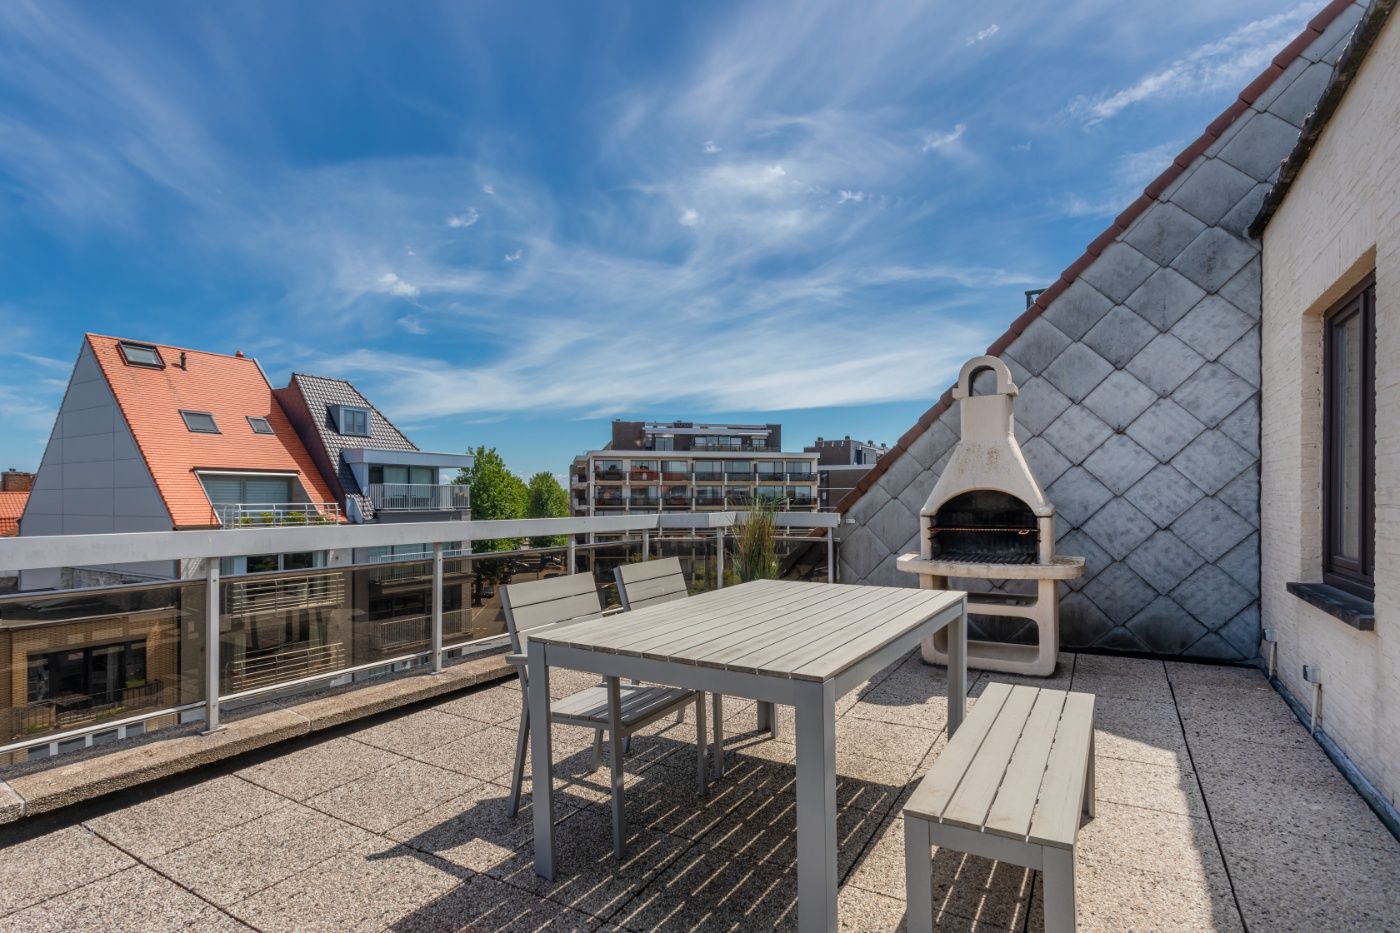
[904,682,1095,933]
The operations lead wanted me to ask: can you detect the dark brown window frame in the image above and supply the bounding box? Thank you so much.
[1321,274,1376,601]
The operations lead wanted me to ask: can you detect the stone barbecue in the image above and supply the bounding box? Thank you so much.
[898,355,1084,676]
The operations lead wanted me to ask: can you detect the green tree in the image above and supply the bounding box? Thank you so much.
[525,471,571,548]
[455,446,528,552]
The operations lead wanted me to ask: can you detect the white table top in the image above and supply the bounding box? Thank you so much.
[528,579,965,684]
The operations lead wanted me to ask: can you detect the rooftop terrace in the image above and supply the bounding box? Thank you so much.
[3,650,1395,932]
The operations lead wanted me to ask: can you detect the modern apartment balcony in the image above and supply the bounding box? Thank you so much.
[662,494,692,508]
[214,502,340,527]
[628,469,659,483]
[227,640,347,692]
[725,490,753,507]
[16,680,165,736]
[694,495,725,507]
[756,470,786,482]
[787,473,817,485]
[723,471,754,483]
[368,483,470,512]
[661,470,691,482]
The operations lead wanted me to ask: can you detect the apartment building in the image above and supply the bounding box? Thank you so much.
[805,436,889,510]
[570,420,819,517]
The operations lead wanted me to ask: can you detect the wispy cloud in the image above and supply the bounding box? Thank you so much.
[922,123,966,153]
[1049,140,1181,217]
[482,183,496,195]
[837,190,865,204]
[1069,3,1312,124]
[446,208,479,228]
[678,207,700,226]
[701,140,719,154]
[396,315,428,335]
[966,24,999,46]
[503,249,523,262]
[376,272,420,297]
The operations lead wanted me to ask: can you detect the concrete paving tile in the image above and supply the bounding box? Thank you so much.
[1090,697,1190,769]
[1095,755,1207,818]
[1174,693,1313,750]
[725,698,797,736]
[846,813,1034,928]
[485,808,692,919]
[703,790,885,876]
[832,718,936,766]
[845,687,950,732]
[305,758,481,833]
[1163,660,1269,690]
[609,842,803,932]
[836,885,1022,931]
[392,871,602,932]
[349,707,491,757]
[227,839,464,933]
[84,774,290,860]
[412,725,524,782]
[148,802,374,907]
[434,683,526,725]
[1205,771,1397,854]
[0,864,254,932]
[234,734,404,801]
[0,824,135,917]
[1027,852,1243,933]
[614,757,760,841]
[1076,800,1225,884]
[1189,733,1342,788]
[1216,821,1400,932]
[1070,657,1174,704]
[386,779,583,874]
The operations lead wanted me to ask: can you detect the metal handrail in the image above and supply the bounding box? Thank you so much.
[215,502,340,527]
[368,483,470,512]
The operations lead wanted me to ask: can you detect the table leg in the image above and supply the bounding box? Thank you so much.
[947,602,968,737]
[529,647,555,879]
[757,700,780,740]
[711,693,726,778]
[794,680,837,933]
[606,676,627,861]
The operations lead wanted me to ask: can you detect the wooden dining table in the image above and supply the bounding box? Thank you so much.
[526,578,968,933]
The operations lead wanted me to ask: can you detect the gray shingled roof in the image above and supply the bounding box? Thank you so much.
[282,373,419,520]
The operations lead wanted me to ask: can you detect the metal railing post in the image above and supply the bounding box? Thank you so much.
[827,527,835,583]
[642,529,650,560]
[431,542,444,673]
[715,527,725,589]
[567,535,576,574]
[203,558,223,734]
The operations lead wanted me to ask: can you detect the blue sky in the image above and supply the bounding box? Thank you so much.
[0,1,1315,478]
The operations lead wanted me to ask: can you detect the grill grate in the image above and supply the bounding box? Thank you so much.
[928,549,1038,565]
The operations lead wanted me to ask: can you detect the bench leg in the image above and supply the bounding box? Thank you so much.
[591,728,604,771]
[903,817,933,932]
[1042,846,1076,933]
[1083,731,1095,818]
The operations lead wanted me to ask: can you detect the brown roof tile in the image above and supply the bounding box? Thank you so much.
[0,491,27,536]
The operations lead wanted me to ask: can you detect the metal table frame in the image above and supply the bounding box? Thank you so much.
[526,580,968,933]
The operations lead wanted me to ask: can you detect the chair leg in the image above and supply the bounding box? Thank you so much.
[1042,846,1077,933]
[606,677,627,861]
[1083,731,1096,818]
[904,817,933,932]
[509,700,530,818]
[591,728,604,771]
[711,693,725,778]
[695,694,708,796]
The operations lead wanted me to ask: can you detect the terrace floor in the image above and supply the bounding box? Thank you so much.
[2,652,1397,932]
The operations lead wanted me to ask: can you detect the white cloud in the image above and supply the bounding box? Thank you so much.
[376,272,420,297]
[837,190,865,204]
[922,123,966,152]
[482,183,495,195]
[966,24,999,46]
[396,315,427,334]
[678,207,700,226]
[1050,140,1181,217]
[504,249,523,262]
[702,140,720,154]
[446,207,479,228]
[1069,3,1313,124]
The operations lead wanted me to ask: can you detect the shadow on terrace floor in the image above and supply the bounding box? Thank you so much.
[1,652,1398,931]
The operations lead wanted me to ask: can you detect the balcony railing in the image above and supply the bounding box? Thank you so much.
[16,680,165,735]
[215,502,340,527]
[594,468,625,481]
[373,608,472,651]
[227,571,345,615]
[661,470,690,482]
[368,483,470,512]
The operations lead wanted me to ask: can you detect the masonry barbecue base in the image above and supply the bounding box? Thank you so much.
[896,356,1084,677]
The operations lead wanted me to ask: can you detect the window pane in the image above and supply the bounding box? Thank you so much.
[180,411,219,433]
[1333,311,1363,562]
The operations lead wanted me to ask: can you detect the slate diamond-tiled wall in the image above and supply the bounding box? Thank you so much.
[837,10,1363,661]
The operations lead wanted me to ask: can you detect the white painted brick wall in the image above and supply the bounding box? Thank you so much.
[1261,8,1400,810]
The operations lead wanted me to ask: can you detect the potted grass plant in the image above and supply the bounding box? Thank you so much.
[730,497,781,583]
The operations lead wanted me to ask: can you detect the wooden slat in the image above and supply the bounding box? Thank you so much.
[723,589,928,674]
[616,557,684,585]
[552,683,693,725]
[941,686,1040,832]
[780,590,964,681]
[677,586,884,668]
[982,689,1068,840]
[502,572,597,608]
[620,574,689,605]
[629,590,690,610]
[550,584,774,654]
[905,682,1013,821]
[507,591,605,631]
[617,584,842,661]
[1026,691,1096,849]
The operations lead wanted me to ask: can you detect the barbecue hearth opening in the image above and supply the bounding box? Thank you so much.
[929,491,1038,565]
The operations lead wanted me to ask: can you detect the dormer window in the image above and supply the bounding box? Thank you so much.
[180,410,220,434]
[119,342,164,368]
[332,405,370,436]
[247,416,274,435]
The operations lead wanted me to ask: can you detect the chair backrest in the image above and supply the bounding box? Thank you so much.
[614,557,690,611]
[500,573,604,654]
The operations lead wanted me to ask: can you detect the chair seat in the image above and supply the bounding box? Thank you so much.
[551,683,696,729]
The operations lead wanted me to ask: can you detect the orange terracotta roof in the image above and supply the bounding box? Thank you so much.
[837,0,1357,515]
[0,491,26,536]
[86,334,343,529]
